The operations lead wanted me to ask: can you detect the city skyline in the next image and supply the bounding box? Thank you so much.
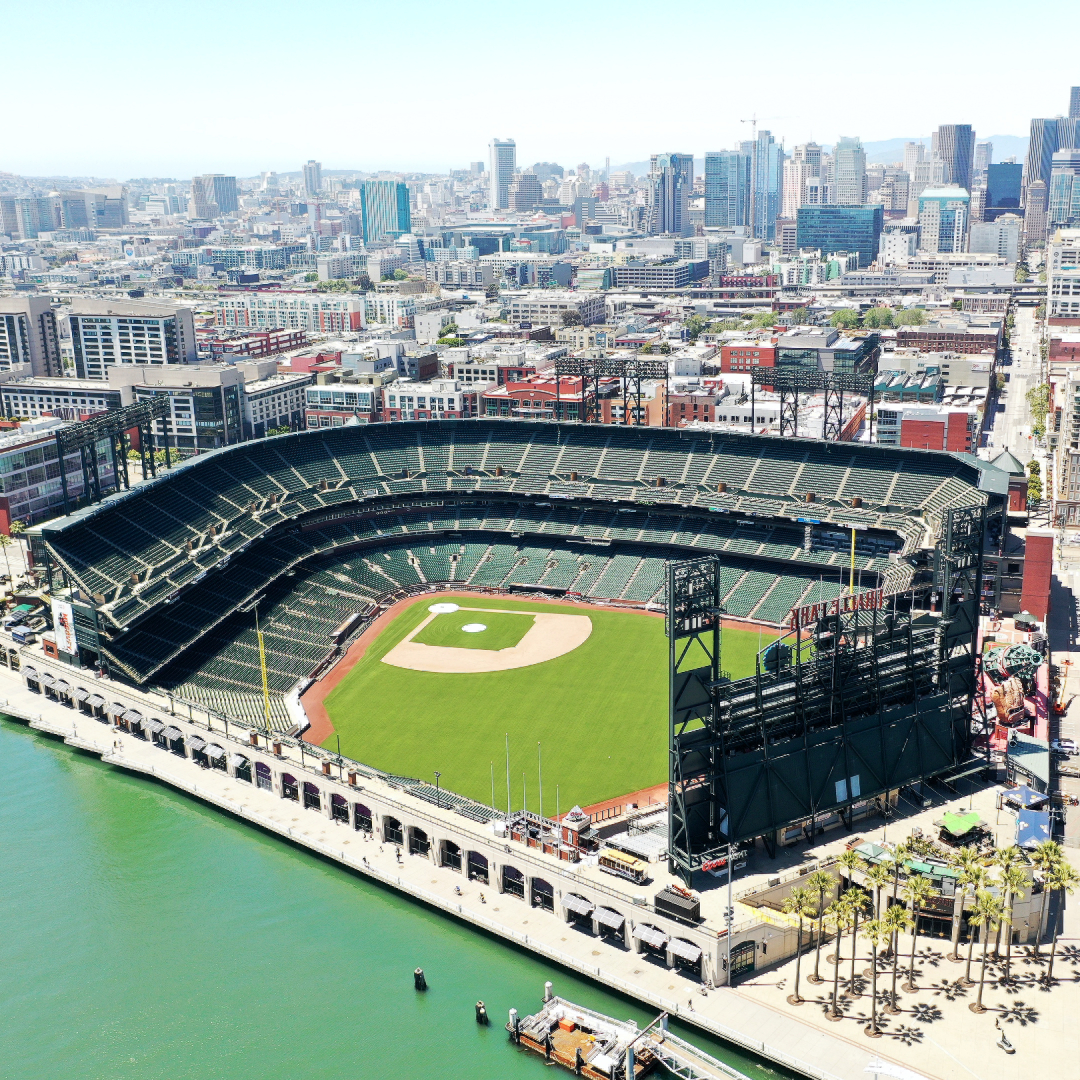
[2,0,1078,177]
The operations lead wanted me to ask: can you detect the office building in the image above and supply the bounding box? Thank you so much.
[360,180,411,243]
[646,153,693,236]
[1026,180,1050,247]
[508,172,542,211]
[1071,87,1080,120]
[781,143,822,219]
[918,187,970,253]
[303,159,322,198]
[704,151,747,227]
[53,188,129,230]
[833,136,867,204]
[1024,118,1079,203]
[974,141,993,181]
[202,243,307,270]
[878,167,911,212]
[969,215,1023,262]
[0,376,127,422]
[191,174,239,218]
[1049,150,1080,229]
[423,261,494,288]
[506,290,604,327]
[0,297,62,377]
[796,205,883,267]
[67,299,198,381]
[489,138,517,210]
[741,131,783,240]
[237,364,313,439]
[383,379,477,421]
[986,163,1023,212]
[0,196,61,240]
[1048,228,1080,317]
[933,125,975,191]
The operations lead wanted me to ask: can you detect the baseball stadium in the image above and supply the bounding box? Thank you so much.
[27,419,994,858]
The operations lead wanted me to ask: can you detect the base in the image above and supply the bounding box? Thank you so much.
[864,1025,883,1039]
[786,994,804,1006]
[969,1002,987,1014]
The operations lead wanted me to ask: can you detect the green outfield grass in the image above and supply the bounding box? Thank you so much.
[412,608,534,651]
[322,597,777,816]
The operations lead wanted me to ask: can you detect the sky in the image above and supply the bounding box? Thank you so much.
[3,0,1077,179]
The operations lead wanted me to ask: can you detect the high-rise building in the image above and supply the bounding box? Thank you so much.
[0,296,62,377]
[986,163,1023,211]
[0,196,61,240]
[1025,180,1049,247]
[781,142,821,219]
[704,151,747,227]
[646,152,693,236]
[303,160,322,199]
[489,138,516,210]
[740,131,783,239]
[833,136,867,205]
[1047,227,1080,316]
[795,205,883,267]
[974,141,993,181]
[878,167,911,212]
[360,181,411,243]
[53,187,130,231]
[191,174,238,218]
[969,215,1023,262]
[1023,118,1080,203]
[67,299,198,381]
[1071,87,1080,120]
[508,172,542,211]
[933,125,975,191]
[903,141,927,177]
[1048,150,1080,229]
[918,187,970,254]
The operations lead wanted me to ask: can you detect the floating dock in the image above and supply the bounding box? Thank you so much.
[508,985,755,1080]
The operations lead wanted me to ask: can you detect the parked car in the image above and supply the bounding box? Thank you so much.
[1051,739,1079,756]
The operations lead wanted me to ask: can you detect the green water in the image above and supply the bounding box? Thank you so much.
[0,718,784,1080]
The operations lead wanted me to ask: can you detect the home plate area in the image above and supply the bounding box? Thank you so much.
[381,602,592,673]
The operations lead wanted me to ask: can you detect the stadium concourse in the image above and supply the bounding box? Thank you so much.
[29,419,989,732]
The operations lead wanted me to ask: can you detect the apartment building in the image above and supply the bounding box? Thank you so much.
[67,299,197,380]
[1048,228,1080,318]
[215,292,365,333]
[0,296,62,376]
[505,291,605,328]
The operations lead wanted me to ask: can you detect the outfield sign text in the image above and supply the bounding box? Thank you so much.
[787,588,885,630]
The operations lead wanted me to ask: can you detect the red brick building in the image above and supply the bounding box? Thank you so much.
[719,340,777,373]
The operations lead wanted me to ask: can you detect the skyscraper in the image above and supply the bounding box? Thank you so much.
[918,187,969,253]
[781,143,821,218]
[1022,118,1080,203]
[508,172,542,211]
[1048,150,1080,229]
[833,137,867,204]
[933,125,975,192]
[740,131,783,239]
[795,205,883,267]
[488,138,516,210]
[704,151,747,228]
[646,152,693,236]
[1025,180,1049,247]
[973,141,993,181]
[360,181,411,243]
[1071,86,1080,120]
[303,160,322,199]
[191,174,238,219]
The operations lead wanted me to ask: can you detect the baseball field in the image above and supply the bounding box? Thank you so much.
[319,595,776,816]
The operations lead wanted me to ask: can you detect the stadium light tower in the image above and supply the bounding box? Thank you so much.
[434,770,442,810]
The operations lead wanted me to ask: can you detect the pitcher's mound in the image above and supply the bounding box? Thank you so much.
[382,606,592,673]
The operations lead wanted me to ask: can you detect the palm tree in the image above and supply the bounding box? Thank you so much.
[782,886,816,1004]
[825,899,850,1019]
[806,869,834,984]
[861,918,887,1037]
[1045,860,1080,983]
[837,848,867,892]
[8,519,26,573]
[866,863,893,920]
[0,533,13,587]
[901,873,937,992]
[991,846,1023,958]
[883,902,913,1014]
[1030,839,1064,957]
[969,890,1005,1013]
[962,865,991,987]
[846,886,870,989]
[948,847,981,961]
[997,861,1028,983]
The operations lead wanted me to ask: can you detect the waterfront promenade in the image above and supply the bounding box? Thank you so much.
[0,661,921,1080]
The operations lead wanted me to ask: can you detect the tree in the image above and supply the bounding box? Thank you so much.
[356,273,373,292]
[901,873,937,991]
[659,341,672,354]
[968,889,1005,1013]
[437,336,466,348]
[316,279,352,293]
[862,307,894,329]
[561,309,583,326]
[1045,859,1079,982]
[997,861,1027,982]
[8,519,27,573]
[0,533,13,584]
[782,886,816,1004]
[861,918,887,1037]
[962,865,991,985]
[948,847,982,961]
[1031,839,1064,956]
[1015,263,1030,283]
[867,863,893,920]
[748,311,776,329]
[303,272,318,282]
[846,886,870,988]
[393,268,409,281]
[883,902,913,1014]
[1026,383,1050,436]
[894,308,927,326]
[684,314,707,340]
[806,869,834,983]
[830,308,860,329]
[825,899,851,1019]
[1028,474,1043,500]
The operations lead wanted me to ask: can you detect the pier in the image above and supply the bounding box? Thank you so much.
[1,656,927,1080]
